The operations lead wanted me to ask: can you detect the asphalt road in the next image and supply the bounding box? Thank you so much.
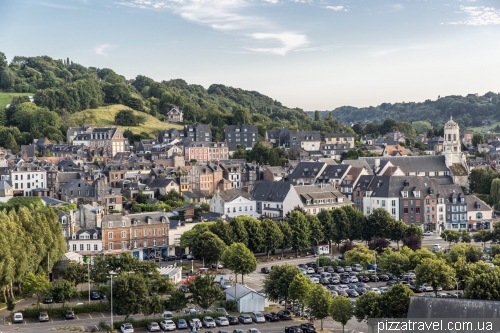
[0,313,364,333]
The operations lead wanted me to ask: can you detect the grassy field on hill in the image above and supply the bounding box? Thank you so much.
[0,92,34,110]
[69,105,183,137]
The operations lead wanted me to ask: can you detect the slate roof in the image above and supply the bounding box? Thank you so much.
[287,161,326,181]
[183,191,206,199]
[317,164,350,182]
[149,177,178,188]
[224,284,264,300]
[466,195,492,212]
[359,156,449,173]
[407,296,500,318]
[342,159,374,175]
[251,181,292,202]
[218,189,254,202]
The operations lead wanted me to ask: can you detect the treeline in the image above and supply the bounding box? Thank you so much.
[0,52,353,144]
[0,205,67,302]
[180,207,425,266]
[311,92,500,129]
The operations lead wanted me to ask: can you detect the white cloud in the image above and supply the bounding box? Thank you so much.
[447,6,500,25]
[39,2,82,9]
[247,33,308,55]
[113,0,311,55]
[325,6,345,11]
[370,44,440,57]
[392,4,403,11]
[94,43,112,55]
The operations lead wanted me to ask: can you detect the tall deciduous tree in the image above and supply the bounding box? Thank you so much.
[209,219,235,246]
[62,261,88,287]
[220,243,257,284]
[243,217,265,253]
[491,179,500,210]
[263,264,301,305]
[344,245,375,272]
[307,214,324,247]
[278,221,293,257]
[366,208,391,239]
[331,208,349,246]
[318,210,336,253]
[354,292,382,326]
[288,274,314,315]
[261,219,284,258]
[465,266,500,300]
[229,217,249,247]
[188,273,223,309]
[380,284,413,318]
[377,248,410,281]
[112,273,149,319]
[387,220,407,249]
[307,284,332,331]
[415,258,455,296]
[23,272,51,306]
[51,279,76,306]
[331,295,353,333]
[286,211,311,256]
[341,205,365,242]
[191,231,226,266]
[473,230,492,247]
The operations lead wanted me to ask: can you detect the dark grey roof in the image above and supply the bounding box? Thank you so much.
[317,164,350,181]
[251,181,292,202]
[74,228,101,238]
[218,189,254,202]
[324,133,355,138]
[342,159,374,175]
[149,177,177,188]
[408,296,500,318]
[359,156,449,173]
[41,196,66,206]
[183,191,206,199]
[287,161,326,181]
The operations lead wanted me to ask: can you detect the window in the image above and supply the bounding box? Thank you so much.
[134,230,137,238]
[108,222,113,228]
[80,244,84,251]
[403,208,409,214]
[143,240,148,247]
[402,191,408,198]
[391,208,396,215]
[153,239,157,246]
[143,228,147,237]
[108,232,113,239]
[163,238,166,245]
[162,227,166,235]
[72,244,77,251]
[94,244,98,251]
[426,199,430,205]
[153,228,157,236]
[87,244,91,251]
[477,213,483,219]
[122,242,127,250]
[391,200,396,207]
[121,231,126,238]
[121,221,126,227]
[415,207,421,213]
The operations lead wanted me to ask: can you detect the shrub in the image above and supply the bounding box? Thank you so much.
[316,256,330,267]
[340,242,357,254]
[7,297,15,311]
[21,302,110,318]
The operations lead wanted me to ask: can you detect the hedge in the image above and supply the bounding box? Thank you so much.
[112,311,227,330]
[22,302,110,318]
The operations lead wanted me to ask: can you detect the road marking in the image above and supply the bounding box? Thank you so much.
[101,313,105,317]
[76,315,80,320]
[95,324,100,331]
[89,314,93,319]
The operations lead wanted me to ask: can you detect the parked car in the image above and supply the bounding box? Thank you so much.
[177,319,188,329]
[265,312,279,322]
[300,323,316,333]
[239,314,252,324]
[90,291,101,300]
[386,280,398,286]
[248,329,261,333]
[379,287,390,294]
[189,318,202,329]
[423,231,433,236]
[378,275,389,281]
[148,322,161,332]
[227,316,239,325]
[338,290,349,297]
[369,275,379,282]
[284,326,302,333]
[369,288,381,294]
[346,289,359,297]
[64,310,75,319]
[359,276,370,282]
[251,312,265,323]
[13,312,23,323]
[121,323,135,333]
[160,320,176,331]
[204,316,216,328]
[179,285,189,293]
[344,266,352,272]
[215,317,229,326]
[261,267,271,274]
[43,296,53,304]
[39,312,49,322]
[335,266,345,273]
[352,264,363,272]
[278,310,292,320]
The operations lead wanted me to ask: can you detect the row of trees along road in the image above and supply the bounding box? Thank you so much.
[0,203,67,303]
[180,207,424,270]
[262,263,413,332]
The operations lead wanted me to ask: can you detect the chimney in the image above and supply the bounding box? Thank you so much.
[374,158,380,170]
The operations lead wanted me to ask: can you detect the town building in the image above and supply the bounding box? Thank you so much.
[210,188,258,219]
[324,133,356,148]
[224,124,258,152]
[68,228,103,255]
[166,107,183,122]
[184,142,229,163]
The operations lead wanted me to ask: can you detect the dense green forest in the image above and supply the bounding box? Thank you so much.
[308,93,500,129]
[0,52,351,147]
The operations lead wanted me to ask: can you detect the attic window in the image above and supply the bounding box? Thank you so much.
[414,191,420,197]
[402,191,408,198]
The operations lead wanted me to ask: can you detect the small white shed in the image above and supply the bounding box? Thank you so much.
[157,266,183,283]
[224,284,268,312]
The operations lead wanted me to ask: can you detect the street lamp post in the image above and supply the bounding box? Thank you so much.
[107,273,116,330]
[374,247,379,288]
[449,276,463,298]
[88,261,90,304]
[191,259,194,274]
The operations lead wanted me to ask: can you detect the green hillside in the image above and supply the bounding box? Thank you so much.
[0,92,33,110]
[68,105,183,137]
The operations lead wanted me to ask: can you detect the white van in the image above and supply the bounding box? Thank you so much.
[432,244,442,251]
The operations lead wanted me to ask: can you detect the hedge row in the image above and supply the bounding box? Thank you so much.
[22,302,110,318]
[112,311,227,330]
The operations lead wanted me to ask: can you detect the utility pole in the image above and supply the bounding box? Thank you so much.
[88,261,90,304]
[110,274,114,330]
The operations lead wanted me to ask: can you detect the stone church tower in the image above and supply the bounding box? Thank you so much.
[443,117,469,187]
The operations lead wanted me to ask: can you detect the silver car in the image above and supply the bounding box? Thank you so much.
[215,317,229,326]
[203,316,216,328]
[251,312,265,323]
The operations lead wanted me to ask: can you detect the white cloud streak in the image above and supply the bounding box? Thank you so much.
[447,6,500,25]
[325,5,346,11]
[113,0,310,55]
[247,33,308,55]
[94,43,112,55]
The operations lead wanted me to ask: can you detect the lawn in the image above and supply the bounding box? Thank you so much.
[69,104,183,137]
[467,120,500,134]
[0,92,34,110]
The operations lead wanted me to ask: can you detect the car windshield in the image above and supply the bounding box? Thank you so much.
[255,313,263,317]
[124,324,133,328]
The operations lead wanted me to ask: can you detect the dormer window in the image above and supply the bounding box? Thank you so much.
[402,191,408,198]
[72,234,76,240]
[414,191,420,197]
[147,217,152,224]
[93,234,97,239]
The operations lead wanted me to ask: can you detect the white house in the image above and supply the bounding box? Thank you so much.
[224,284,268,312]
[10,163,47,196]
[210,189,258,219]
[68,228,102,255]
[251,181,302,218]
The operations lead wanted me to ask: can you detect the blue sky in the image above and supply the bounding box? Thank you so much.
[1,0,499,110]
